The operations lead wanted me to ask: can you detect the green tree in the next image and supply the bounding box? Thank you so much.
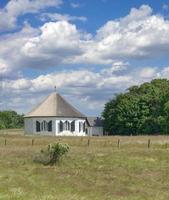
[102,79,169,135]
[0,110,24,129]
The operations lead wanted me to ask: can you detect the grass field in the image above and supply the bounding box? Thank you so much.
[0,130,169,199]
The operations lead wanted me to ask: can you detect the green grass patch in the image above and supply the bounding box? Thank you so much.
[0,133,169,199]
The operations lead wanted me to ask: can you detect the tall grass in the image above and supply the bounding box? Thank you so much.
[0,130,169,199]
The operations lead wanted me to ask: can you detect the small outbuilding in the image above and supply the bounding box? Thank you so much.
[24,92,104,136]
[86,117,103,136]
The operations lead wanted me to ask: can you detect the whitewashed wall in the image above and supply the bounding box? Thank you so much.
[55,118,86,136]
[24,117,86,136]
[24,117,56,135]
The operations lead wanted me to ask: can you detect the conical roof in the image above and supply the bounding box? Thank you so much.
[25,93,86,118]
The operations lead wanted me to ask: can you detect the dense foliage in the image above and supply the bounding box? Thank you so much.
[0,110,24,129]
[34,143,70,165]
[102,79,169,135]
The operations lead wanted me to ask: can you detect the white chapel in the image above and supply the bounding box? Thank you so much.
[24,92,103,136]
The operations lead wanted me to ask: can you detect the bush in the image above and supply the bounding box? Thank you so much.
[34,143,70,165]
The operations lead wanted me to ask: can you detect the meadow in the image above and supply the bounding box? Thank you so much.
[0,130,169,200]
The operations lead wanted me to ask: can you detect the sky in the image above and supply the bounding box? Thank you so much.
[1,0,169,116]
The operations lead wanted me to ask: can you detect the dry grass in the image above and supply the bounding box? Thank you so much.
[0,129,169,199]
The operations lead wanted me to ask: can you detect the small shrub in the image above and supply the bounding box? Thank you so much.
[34,143,70,165]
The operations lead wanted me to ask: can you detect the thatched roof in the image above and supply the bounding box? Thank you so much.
[25,93,86,118]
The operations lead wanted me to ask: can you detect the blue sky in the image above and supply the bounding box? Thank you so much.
[1,0,168,34]
[0,0,169,116]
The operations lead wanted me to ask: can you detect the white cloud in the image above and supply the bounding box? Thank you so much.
[40,13,87,22]
[2,61,169,115]
[101,61,128,74]
[1,5,169,75]
[0,3,165,115]
[0,59,10,76]
[70,3,81,8]
[21,21,90,68]
[91,5,169,61]
[159,66,169,78]
[24,4,169,66]
[139,67,157,78]
[0,23,40,77]
[2,63,168,114]
[1,4,169,115]
[123,4,152,23]
[0,62,131,113]
[0,0,62,31]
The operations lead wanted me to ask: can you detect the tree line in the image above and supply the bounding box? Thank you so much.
[0,110,24,129]
[102,79,169,135]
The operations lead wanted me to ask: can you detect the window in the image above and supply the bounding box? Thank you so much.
[58,120,73,132]
[71,120,75,132]
[63,121,71,131]
[83,122,85,132]
[36,121,40,132]
[44,121,48,131]
[59,121,63,132]
[41,121,48,131]
[48,121,52,132]
[79,121,83,132]
[41,122,43,131]
[36,120,52,132]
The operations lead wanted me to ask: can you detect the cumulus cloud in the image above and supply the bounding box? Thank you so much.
[3,65,130,94]
[21,21,90,68]
[25,5,169,65]
[1,5,169,74]
[0,20,92,74]
[0,23,40,77]
[0,0,62,32]
[91,5,169,61]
